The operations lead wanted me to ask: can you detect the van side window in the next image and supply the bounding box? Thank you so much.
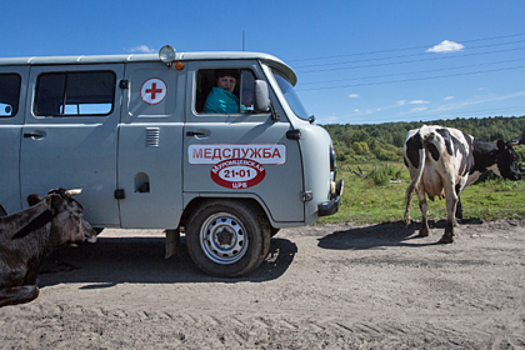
[196,69,256,114]
[0,73,21,118]
[34,71,116,117]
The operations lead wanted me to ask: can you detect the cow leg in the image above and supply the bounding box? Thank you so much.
[416,186,430,237]
[455,184,463,220]
[0,285,40,307]
[439,178,457,244]
[439,221,455,244]
[455,198,463,220]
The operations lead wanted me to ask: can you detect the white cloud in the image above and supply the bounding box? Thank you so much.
[348,93,360,98]
[443,96,455,100]
[419,90,525,116]
[410,107,428,113]
[426,40,464,53]
[128,45,156,53]
[409,100,430,105]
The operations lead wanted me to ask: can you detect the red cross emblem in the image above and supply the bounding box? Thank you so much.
[141,78,167,105]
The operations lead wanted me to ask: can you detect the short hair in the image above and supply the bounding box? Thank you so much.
[214,69,239,81]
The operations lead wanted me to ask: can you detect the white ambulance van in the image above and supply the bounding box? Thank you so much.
[0,46,343,277]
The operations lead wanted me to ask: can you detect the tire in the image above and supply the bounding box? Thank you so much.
[186,200,271,277]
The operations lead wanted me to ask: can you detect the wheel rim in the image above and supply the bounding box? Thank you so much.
[200,212,248,264]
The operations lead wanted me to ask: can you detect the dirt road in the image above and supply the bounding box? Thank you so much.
[1,220,524,349]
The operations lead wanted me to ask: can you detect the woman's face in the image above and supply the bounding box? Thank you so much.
[216,75,236,93]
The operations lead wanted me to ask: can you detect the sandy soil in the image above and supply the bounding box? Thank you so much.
[1,219,524,349]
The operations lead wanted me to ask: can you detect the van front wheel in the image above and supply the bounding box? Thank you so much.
[186,200,270,277]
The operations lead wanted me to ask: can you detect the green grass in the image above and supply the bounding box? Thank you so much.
[318,162,525,225]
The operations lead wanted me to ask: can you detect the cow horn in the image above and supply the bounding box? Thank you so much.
[65,189,82,197]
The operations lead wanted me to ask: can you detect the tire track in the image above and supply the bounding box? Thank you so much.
[1,222,524,349]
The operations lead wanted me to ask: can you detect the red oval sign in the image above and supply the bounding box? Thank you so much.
[211,159,266,189]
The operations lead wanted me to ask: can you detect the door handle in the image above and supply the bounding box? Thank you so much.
[186,131,207,137]
[23,131,46,140]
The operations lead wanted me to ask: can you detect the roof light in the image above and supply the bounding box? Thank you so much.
[159,45,176,67]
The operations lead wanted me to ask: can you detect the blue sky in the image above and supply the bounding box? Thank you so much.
[2,0,525,125]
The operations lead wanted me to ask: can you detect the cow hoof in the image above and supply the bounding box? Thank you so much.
[438,235,454,244]
[419,226,430,237]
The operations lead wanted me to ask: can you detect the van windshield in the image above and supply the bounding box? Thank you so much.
[272,72,309,120]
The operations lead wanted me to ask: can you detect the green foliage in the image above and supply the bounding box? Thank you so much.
[515,145,525,163]
[320,116,525,164]
[367,164,407,186]
[318,117,525,225]
[319,162,525,225]
[352,141,369,155]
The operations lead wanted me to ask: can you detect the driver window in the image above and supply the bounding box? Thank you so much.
[196,68,256,114]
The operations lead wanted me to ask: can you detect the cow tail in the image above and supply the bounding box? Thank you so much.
[404,147,426,225]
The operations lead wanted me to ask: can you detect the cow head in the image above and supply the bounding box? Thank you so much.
[27,188,97,246]
[510,134,524,146]
[495,140,521,181]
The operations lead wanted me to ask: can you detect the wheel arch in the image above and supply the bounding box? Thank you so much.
[179,195,270,230]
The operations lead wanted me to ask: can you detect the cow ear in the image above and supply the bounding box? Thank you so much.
[46,193,65,213]
[27,194,44,206]
[497,139,507,151]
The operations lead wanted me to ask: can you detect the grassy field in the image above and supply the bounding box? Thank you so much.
[318,162,525,225]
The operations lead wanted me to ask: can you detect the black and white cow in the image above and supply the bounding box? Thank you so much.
[404,125,521,243]
[0,188,97,307]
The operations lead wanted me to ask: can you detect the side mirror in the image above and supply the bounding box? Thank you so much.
[254,80,271,113]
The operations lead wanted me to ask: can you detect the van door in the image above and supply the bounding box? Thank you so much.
[0,66,29,213]
[117,62,184,228]
[20,65,124,227]
[184,61,304,223]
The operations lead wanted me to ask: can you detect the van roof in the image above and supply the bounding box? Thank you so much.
[0,51,297,85]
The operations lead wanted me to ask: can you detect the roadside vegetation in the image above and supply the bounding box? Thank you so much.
[318,116,525,225]
[321,116,525,165]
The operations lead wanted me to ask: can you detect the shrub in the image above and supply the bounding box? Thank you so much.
[352,141,370,155]
[367,164,406,186]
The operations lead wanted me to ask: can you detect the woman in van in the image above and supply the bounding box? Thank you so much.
[203,69,240,114]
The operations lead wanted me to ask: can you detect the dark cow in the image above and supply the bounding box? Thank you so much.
[404,125,521,243]
[0,188,97,307]
[511,133,525,145]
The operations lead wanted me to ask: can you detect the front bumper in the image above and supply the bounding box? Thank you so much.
[318,179,344,217]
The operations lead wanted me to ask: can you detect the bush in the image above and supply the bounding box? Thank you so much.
[352,141,370,155]
[375,148,398,161]
[367,164,406,186]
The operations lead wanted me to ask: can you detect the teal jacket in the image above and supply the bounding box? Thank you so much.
[203,87,239,114]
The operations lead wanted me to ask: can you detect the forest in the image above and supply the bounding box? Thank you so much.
[320,116,525,164]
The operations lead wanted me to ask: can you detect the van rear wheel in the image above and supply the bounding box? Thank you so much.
[186,200,271,277]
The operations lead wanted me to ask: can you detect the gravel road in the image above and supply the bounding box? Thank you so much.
[1,219,524,349]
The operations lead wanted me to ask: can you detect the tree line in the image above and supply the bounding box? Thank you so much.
[320,116,525,164]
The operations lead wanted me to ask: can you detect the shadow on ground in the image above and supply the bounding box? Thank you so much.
[38,237,297,289]
[317,219,484,250]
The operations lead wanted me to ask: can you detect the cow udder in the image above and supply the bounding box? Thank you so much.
[423,168,445,201]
